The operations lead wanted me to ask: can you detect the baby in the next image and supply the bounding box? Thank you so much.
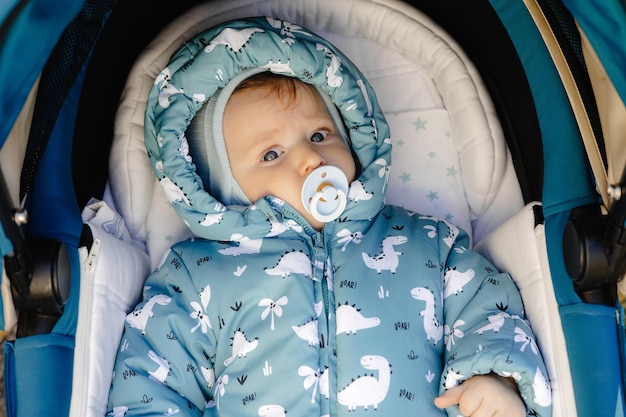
[108,18,551,417]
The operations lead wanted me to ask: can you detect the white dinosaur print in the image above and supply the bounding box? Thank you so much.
[264,250,312,278]
[337,355,392,411]
[410,287,443,344]
[191,92,206,103]
[204,27,264,53]
[473,310,523,335]
[109,406,128,417]
[261,60,295,75]
[156,137,165,152]
[443,267,475,298]
[373,119,380,141]
[443,368,465,389]
[199,285,212,310]
[154,67,171,87]
[126,294,171,335]
[258,404,286,417]
[500,370,523,382]
[201,365,215,389]
[157,82,183,108]
[147,350,170,384]
[314,300,324,317]
[292,319,319,346]
[336,303,380,335]
[160,177,190,206]
[178,135,192,163]
[441,218,459,248]
[347,180,373,202]
[266,219,302,237]
[532,367,552,407]
[219,233,263,256]
[200,212,224,227]
[224,330,259,366]
[362,235,408,274]
[316,43,343,87]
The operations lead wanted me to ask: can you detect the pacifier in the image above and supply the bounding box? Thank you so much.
[301,165,349,223]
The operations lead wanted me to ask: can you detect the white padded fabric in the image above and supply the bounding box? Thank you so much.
[71,200,150,417]
[475,203,576,417]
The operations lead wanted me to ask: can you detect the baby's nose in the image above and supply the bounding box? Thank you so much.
[298,146,325,175]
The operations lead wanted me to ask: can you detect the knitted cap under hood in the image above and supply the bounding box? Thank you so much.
[184,67,351,206]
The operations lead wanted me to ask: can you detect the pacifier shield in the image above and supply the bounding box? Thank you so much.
[301,166,349,223]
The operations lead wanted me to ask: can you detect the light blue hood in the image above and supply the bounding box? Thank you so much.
[144,17,391,241]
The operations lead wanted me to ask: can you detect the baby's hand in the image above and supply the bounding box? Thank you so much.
[434,373,525,417]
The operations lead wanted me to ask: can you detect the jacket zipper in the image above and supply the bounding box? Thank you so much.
[312,231,329,333]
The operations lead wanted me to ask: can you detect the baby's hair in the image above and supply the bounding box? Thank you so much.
[233,72,316,105]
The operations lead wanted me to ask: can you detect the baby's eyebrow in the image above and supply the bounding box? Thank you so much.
[245,134,277,157]
[251,132,277,148]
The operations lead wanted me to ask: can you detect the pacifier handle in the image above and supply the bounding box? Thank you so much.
[309,186,348,223]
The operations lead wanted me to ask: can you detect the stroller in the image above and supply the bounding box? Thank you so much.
[1,0,625,415]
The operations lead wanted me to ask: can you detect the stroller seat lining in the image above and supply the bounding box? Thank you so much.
[108,0,524,270]
[78,1,535,415]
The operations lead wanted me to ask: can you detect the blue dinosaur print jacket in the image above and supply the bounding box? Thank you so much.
[107,17,552,417]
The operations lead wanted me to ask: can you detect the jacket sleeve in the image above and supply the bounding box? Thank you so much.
[107,246,216,416]
[437,220,552,417]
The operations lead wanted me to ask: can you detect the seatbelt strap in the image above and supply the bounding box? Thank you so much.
[19,0,118,204]
[523,0,610,207]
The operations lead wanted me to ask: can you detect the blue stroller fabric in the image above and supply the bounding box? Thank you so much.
[0,0,624,416]
[488,1,626,415]
[0,1,114,416]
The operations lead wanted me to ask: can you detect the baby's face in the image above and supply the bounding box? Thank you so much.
[223,81,356,230]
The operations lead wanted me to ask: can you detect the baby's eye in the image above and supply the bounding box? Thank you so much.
[310,131,329,143]
[262,148,282,162]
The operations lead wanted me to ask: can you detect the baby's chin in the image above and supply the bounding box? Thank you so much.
[304,214,325,231]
